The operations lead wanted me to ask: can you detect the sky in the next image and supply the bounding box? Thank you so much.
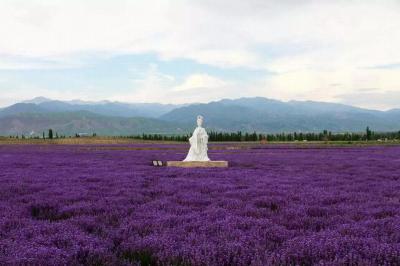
[0,0,399,110]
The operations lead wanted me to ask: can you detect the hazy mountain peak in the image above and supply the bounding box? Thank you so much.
[23,97,52,104]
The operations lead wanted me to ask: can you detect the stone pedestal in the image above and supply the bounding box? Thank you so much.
[166,161,228,168]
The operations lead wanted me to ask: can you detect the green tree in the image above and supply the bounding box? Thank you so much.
[48,129,54,139]
[366,126,372,141]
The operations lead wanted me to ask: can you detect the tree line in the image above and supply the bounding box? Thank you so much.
[7,129,97,140]
[6,127,400,142]
[129,127,400,142]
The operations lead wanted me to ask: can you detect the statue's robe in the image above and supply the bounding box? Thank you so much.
[184,126,210,161]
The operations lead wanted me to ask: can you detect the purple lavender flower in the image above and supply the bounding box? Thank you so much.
[0,144,400,265]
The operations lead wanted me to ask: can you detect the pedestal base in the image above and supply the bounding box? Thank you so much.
[166,161,228,168]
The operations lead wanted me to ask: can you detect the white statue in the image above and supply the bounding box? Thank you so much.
[184,115,210,161]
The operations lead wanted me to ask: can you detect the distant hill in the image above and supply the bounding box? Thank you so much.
[0,103,47,117]
[1,96,400,135]
[0,111,187,136]
[160,97,400,132]
[20,97,182,118]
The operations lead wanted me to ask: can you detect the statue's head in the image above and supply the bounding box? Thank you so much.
[197,115,204,127]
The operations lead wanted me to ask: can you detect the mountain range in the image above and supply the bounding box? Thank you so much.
[0,97,399,136]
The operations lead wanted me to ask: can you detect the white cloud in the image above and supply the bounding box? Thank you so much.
[336,90,400,111]
[0,0,400,108]
[3,0,398,69]
[0,0,400,66]
[173,74,228,92]
[257,67,400,105]
[116,63,176,103]
[109,67,235,104]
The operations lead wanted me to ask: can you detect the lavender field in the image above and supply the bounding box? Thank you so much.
[1,144,400,265]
